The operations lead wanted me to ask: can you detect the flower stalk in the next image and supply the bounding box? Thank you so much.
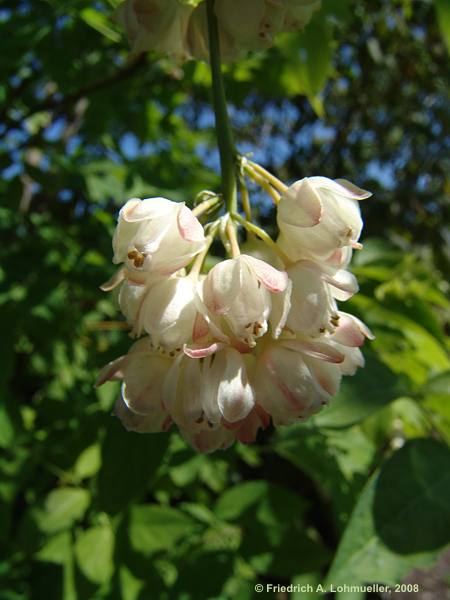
[206,0,237,215]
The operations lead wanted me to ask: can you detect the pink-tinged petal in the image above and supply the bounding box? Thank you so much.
[177,205,205,242]
[333,313,375,347]
[305,359,342,396]
[243,255,288,293]
[100,268,125,292]
[331,314,366,347]
[95,356,126,387]
[187,429,235,454]
[263,354,308,412]
[192,312,210,342]
[236,404,271,444]
[283,339,345,363]
[183,342,224,358]
[335,179,372,200]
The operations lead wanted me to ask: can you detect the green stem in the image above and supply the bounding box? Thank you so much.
[206,0,237,214]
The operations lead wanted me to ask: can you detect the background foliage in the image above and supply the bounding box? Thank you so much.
[1,0,449,598]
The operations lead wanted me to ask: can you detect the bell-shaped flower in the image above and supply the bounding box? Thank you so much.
[286,260,359,336]
[253,336,348,425]
[277,177,371,262]
[202,254,290,347]
[113,197,206,278]
[96,338,173,432]
[115,0,194,59]
[119,274,199,351]
[164,347,256,430]
[326,312,374,375]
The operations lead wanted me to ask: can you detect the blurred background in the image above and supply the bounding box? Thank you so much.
[1,0,449,598]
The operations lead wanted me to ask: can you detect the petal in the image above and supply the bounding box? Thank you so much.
[269,278,292,338]
[214,349,255,423]
[122,197,174,222]
[303,358,342,396]
[243,255,288,293]
[177,204,205,242]
[192,312,210,342]
[202,259,240,314]
[100,268,125,292]
[278,178,323,227]
[339,346,365,375]
[183,342,224,358]
[335,179,372,200]
[283,338,345,363]
[323,269,359,301]
[332,313,375,347]
[95,355,126,387]
[113,396,171,433]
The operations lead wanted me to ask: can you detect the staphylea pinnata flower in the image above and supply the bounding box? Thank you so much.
[98,163,373,452]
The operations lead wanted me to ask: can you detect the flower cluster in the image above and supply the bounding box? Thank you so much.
[115,0,321,61]
[97,165,374,453]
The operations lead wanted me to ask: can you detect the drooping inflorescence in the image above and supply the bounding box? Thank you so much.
[97,161,374,453]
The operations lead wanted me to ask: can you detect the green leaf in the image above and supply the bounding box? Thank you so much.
[35,531,72,565]
[326,439,450,586]
[435,0,450,53]
[422,371,450,396]
[214,481,268,521]
[313,353,408,428]
[129,505,197,556]
[80,8,121,42]
[35,488,90,534]
[73,444,101,480]
[74,525,115,585]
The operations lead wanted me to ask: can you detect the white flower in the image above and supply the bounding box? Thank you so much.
[286,260,358,335]
[201,254,290,347]
[113,197,206,278]
[253,336,345,425]
[119,274,199,351]
[115,0,194,59]
[277,177,371,262]
[96,338,172,433]
[164,346,256,427]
